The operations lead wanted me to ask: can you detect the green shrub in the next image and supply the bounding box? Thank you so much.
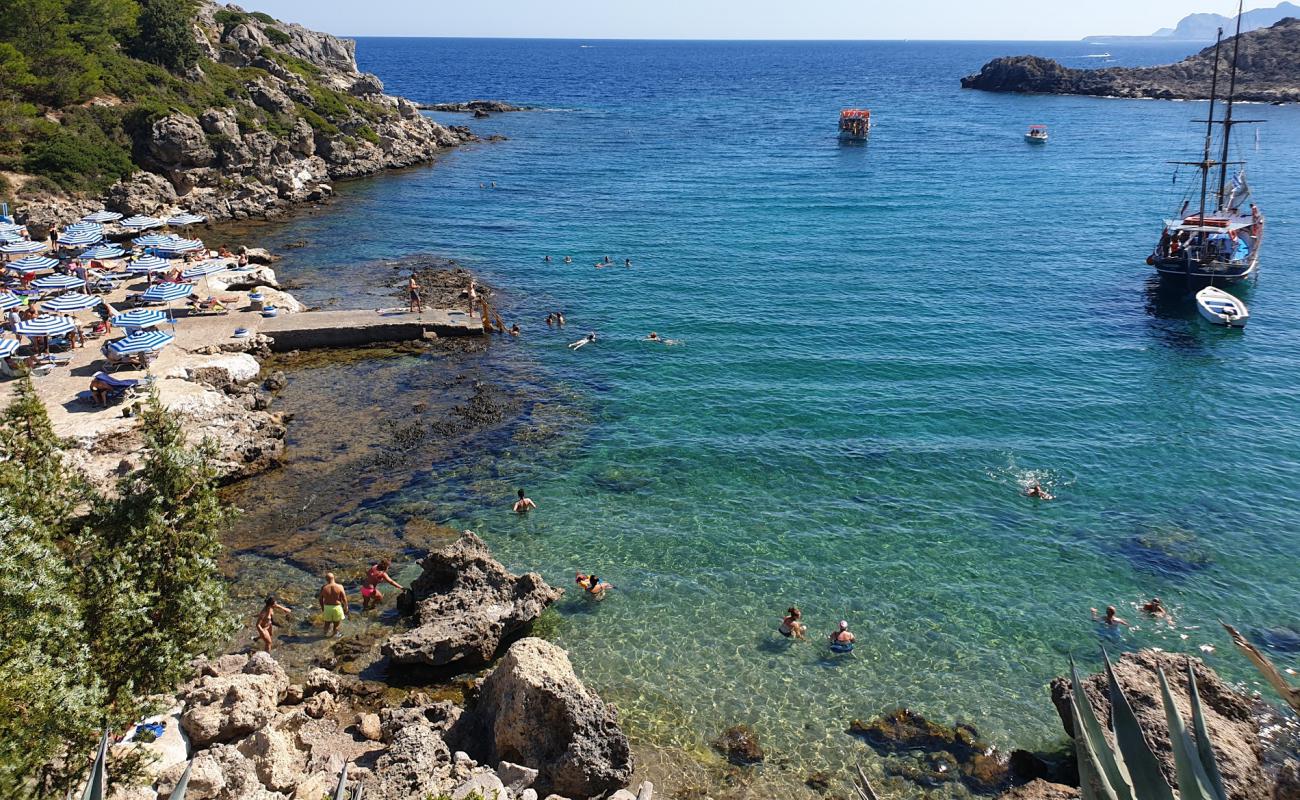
[213,9,248,26]
[249,11,276,23]
[264,26,291,46]
[23,127,134,194]
[131,0,201,74]
[356,124,380,145]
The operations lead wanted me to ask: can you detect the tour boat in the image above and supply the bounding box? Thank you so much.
[1148,0,1264,284]
[838,109,871,142]
[1195,286,1249,327]
[1025,124,1049,143]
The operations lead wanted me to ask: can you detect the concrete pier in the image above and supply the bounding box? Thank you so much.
[258,308,482,351]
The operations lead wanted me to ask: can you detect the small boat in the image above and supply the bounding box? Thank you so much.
[1025,124,1049,143]
[1195,286,1249,327]
[838,109,870,142]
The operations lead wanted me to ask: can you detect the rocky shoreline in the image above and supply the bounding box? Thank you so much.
[962,17,1300,102]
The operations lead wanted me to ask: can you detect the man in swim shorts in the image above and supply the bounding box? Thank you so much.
[318,572,348,638]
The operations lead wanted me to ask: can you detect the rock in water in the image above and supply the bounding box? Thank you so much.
[382,532,562,670]
[848,707,1009,793]
[1049,649,1272,800]
[454,637,633,799]
[713,724,765,765]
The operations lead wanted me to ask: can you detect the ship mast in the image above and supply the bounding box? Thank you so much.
[1216,0,1246,210]
[1196,30,1223,225]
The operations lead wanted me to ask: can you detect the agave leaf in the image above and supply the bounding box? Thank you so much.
[1222,622,1300,716]
[853,759,881,800]
[1186,660,1228,800]
[333,761,350,800]
[1103,651,1175,800]
[351,786,364,800]
[171,760,193,800]
[1071,694,1121,800]
[1158,667,1218,800]
[80,730,110,800]
[1071,658,1135,800]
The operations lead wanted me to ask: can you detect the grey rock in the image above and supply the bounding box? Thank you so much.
[303,667,341,697]
[179,653,289,748]
[105,171,177,216]
[370,725,453,800]
[498,760,539,791]
[148,113,216,169]
[248,79,296,117]
[349,73,385,96]
[453,772,506,800]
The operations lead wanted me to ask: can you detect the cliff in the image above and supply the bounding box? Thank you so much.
[963,17,1300,102]
[0,1,473,231]
[1087,1,1300,41]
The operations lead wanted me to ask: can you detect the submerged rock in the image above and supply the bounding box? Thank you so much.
[849,708,1009,793]
[452,637,634,799]
[713,724,765,765]
[382,531,562,670]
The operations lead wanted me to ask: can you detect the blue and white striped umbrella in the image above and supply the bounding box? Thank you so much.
[133,233,178,248]
[82,210,123,223]
[141,282,193,304]
[31,274,85,291]
[15,315,75,337]
[120,215,164,230]
[0,222,23,234]
[57,229,102,247]
[166,213,206,226]
[1,240,47,254]
[155,238,204,254]
[42,292,102,313]
[110,308,167,329]
[0,339,18,358]
[80,244,125,260]
[0,231,21,245]
[107,330,174,356]
[181,261,228,279]
[63,221,102,234]
[6,255,58,272]
[126,255,173,274]
[0,293,23,311]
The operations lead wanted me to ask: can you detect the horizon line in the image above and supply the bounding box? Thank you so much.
[343,34,1202,42]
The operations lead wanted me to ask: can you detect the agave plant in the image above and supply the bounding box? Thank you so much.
[1222,622,1300,717]
[1069,651,1227,800]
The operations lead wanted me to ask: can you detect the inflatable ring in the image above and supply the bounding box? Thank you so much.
[829,643,855,654]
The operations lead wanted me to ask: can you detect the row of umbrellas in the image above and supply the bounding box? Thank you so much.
[0,211,206,251]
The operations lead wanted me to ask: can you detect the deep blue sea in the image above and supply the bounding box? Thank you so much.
[241,39,1300,794]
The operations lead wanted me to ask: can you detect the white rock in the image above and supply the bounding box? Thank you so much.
[454,772,507,800]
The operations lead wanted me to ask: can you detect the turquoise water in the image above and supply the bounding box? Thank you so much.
[243,39,1300,786]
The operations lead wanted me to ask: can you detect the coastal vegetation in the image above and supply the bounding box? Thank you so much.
[0,378,230,796]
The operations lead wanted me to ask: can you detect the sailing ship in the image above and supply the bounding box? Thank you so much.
[838,109,871,142]
[1148,0,1264,284]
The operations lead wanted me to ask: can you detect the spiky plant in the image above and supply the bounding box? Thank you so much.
[1222,622,1300,717]
[1069,652,1227,800]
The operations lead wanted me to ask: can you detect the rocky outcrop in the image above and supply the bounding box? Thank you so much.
[962,18,1300,102]
[382,531,563,670]
[998,780,1079,800]
[713,724,764,765]
[179,652,290,748]
[848,708,1009,793]
[421,100,532,113]
[453,637,634,799]
[1049,650,1273,800]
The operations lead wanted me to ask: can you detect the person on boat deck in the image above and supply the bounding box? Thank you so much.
[779,607,807,640]
[830,620,855,646]
[1091,605,1128,627]
[361,558,404,611]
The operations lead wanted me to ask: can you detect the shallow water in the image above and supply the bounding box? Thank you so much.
[227,38,1300,794]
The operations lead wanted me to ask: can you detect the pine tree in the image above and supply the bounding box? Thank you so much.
[0,375,86,532]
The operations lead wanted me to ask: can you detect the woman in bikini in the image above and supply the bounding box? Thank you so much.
[361,559,405,611]
[256,595,293,652]
[779,606,807,640]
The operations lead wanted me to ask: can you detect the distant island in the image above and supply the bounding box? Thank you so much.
[1086,1,1300,42]
[962,17,1300,103]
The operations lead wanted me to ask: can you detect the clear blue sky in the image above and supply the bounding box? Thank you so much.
[239,0,1247,40]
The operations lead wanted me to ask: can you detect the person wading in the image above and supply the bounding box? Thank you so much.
[318,573,348,638]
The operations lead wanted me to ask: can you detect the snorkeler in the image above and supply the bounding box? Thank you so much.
[779,607,807,640]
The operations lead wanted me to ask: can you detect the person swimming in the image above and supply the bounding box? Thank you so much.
[646,332,660,342]
[513,488,537,513]
[575,572,612,599]
[829,620,855,651]
[568,332,596,350]
[1141,597,1165,616]
[563,256,573,264]
[1091,606,1129,627]
[779,607,807,640]
[1026,481,1053,500]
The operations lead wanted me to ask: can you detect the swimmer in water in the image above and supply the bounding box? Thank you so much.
[829,620,855,646]
[1141,597,1166,616]
[1091,606,1129,627]
[575,572,612,599]
[543,255,551,263]
[568,332,596,350]
[625,258,632,268]
[509,323,520,337]
[779,606,807,640]
[563,256,573,264]
[556,312,566,327]
[546,314,554,327]
[646,332,660,342]
[513,488,537,514]
[1026,481,1053,500]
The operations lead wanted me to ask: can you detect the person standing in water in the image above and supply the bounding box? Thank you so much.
[361,559,404,611]
[829,620,855,647]
[513,488,537,513]
[318,573,348,638]
[779,607,807,640]
[255,595,292,652]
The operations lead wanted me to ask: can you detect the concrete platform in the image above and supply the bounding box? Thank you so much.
[257,307,482,351]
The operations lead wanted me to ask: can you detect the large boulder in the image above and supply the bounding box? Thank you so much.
[382,531,562,670]
[367,724,453,800]
[105,171,178,216]
[180,652,290,748]
[148,113,217,168]
[1050,650,1271,800]
[455,637,633,799]
[155,743,279,800]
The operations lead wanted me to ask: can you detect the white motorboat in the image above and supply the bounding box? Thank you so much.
[1196,286,1249,327]
[1025,124,1048,143]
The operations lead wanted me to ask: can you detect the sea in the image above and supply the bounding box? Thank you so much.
[229,38,1300,794]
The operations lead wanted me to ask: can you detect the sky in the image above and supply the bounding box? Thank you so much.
[242,0,1252,40]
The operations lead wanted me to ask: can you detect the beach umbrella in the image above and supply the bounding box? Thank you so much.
[6,255,58,272]
[57,229,102,248]
[181,261,227,279]
[166,213,206,226]
[107,330,173,356]
[125,255,173,274]
[1,240,47,255]
[82,210,123,223]
[80,244,126,260]
[155,238,205,254]
[64,221,102,234]
[0,339,18,358]
[141,281,193,304]
[120,215,164,230]
[110,308,167,329]
[31,274,85,291]
[42,292,102,313]
[0,222,23,234]
[133,233,179,248]
[15,315,75,337]
[0,293,23,311]
[0,231,20,245]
